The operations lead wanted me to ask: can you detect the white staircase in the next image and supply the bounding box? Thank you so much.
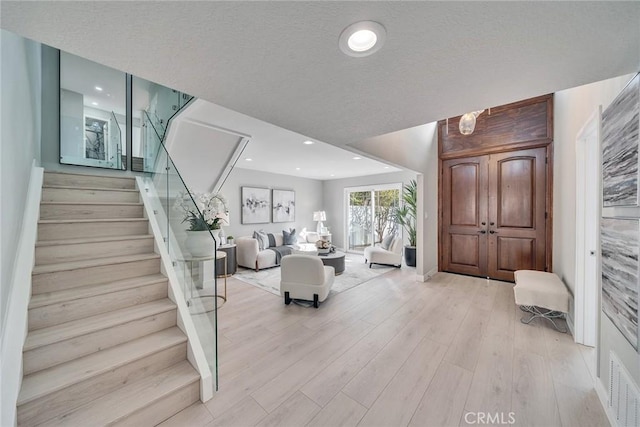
[17,171,200,426]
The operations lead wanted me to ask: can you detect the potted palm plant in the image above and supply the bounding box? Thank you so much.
[395,179,417,267]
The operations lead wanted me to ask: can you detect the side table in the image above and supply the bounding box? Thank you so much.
[216,244,237,277]
[177,253,227,314]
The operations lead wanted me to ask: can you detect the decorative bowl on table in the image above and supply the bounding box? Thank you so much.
[315,239,331,255]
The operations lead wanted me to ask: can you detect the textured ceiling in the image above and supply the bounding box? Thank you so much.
[2,1,639,148]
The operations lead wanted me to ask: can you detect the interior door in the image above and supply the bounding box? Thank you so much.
[441,147,548,281]
[487,147,547,281]
[441,156,489,277]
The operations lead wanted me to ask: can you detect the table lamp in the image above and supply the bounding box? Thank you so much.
[313,211,326,234]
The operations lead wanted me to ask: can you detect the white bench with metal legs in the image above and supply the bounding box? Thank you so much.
[514,270,570,333]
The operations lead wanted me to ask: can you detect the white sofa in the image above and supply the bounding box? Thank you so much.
[363,236,403,268]
[236,234,284,271]
[280,255,334,308]
[236,230,321,271]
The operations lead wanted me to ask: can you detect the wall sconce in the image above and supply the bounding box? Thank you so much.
[459,110,485,135]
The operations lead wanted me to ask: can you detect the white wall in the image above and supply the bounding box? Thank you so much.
[59,88,84,158]
[219,167,323,240]
[553,73,638,392]
[0,30,42,338]
[0,29,42,426]
[322,171,418,250]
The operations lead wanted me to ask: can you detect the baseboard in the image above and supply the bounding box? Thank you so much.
[595,376,616,427]
[416,267,438,282]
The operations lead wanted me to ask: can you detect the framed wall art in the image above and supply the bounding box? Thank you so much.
[602,74,640,207]
[241,186,271,224]
[601,217,639,350]
[272,189,295,223]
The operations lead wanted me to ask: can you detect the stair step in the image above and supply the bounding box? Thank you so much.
[30,274,168,309]
[28,274,168,331]
[44,171,136,190]
[37,361,199,427]
[23,300,177,376]
[40,201,144,220]
[32,253,161,294]
[17,328,187,426]
[35,234,155,265]
[38,218,149,241]
[42,186,140,203]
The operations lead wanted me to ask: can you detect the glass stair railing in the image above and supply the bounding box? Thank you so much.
[109,111,124,170]
[141,116,220,391]
[138,92,194,172]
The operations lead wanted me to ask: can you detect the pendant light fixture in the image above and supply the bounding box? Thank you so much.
[459,110,485,135]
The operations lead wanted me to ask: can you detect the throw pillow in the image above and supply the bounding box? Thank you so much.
[283,228,297,245]
[306,232,320,243]
[381,234,394,250]
[253,230,269,250]
[267,233,277,248]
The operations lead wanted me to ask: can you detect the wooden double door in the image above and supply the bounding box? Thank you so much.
[441,147,549,282]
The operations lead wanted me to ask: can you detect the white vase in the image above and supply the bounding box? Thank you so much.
[185,230,219,257]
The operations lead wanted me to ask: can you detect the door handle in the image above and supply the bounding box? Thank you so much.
[490,222,495,226]
[479,230,486,234]
[481,222,486,226]
[489,230,497,234]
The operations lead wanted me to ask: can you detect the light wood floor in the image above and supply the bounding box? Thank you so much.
[161,268,609,427]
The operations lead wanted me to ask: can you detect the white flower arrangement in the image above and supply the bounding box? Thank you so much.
[174,191,229,231]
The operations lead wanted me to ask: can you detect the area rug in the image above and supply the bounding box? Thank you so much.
[234,253,394,296]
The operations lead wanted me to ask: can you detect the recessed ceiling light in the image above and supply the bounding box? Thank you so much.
[353,156,362,160]
[330,174,335,177]
[349,30,377,52]
[303,140,314,145]
[95,86,103,91]
[91,102,98,106]
[339,21,386,57]
[296,167,301,171]
[384,166,390,169]
[245,158,253,161]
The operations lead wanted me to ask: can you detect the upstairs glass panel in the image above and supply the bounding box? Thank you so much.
[132,76,193,172]
[60,51,126,170]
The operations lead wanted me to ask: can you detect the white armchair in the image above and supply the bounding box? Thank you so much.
[280,255,334,308]
[364,236,403,268]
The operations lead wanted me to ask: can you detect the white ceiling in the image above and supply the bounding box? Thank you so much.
[174,99,401,181]
[2,1,639,155]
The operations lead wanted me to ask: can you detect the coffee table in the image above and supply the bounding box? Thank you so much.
[291,243,318,256]
[318,251,346,275]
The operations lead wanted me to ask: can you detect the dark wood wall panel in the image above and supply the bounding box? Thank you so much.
[451,164,479,226]
[450,234,480,267]
[498,157,535,229]
[496,237,536,272]
[438,94,553,159]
